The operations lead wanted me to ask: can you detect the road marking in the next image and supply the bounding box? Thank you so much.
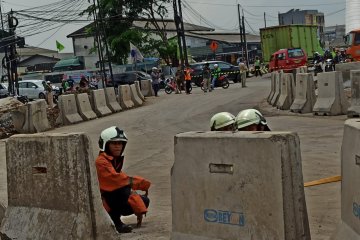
[304,175,341,187]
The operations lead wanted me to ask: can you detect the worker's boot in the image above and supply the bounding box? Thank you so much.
[115,222,133,233]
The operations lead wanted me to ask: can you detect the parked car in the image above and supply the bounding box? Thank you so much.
[189,61,240,86]
[17,80,57,100]
[268,48,307,73]
[106,71,152,88]
[0,83,8,98]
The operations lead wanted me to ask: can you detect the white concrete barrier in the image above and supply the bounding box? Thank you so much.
[118,85,134,109]
[313,71,349,116]
[290,73,316,113]
[135,81,145,101]
[75,93,97,121]
[90,89,112,117]
[335,62,360,82]
[277,73,295,110]
[172,131,310,240]
[331,120,360,239]
[130,84,143,107]
[347,70,360,117]
[56,94,83,125]
[12,99,50,133]
[0,133,119,239]
[140,80,153,97]
[267,72,276,103]
[271,71,283,106]
[104,87,122,113]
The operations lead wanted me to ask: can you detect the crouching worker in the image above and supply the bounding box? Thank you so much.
[96,126,151,233]
[235,109,271,131]
[210,112,236,131]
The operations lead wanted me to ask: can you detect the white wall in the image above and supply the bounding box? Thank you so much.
[73,37,99,69]
[346,0,360,33]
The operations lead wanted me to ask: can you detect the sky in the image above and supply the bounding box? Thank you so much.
[2,0,346,53]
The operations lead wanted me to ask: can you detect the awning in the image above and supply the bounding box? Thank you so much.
[53,57,83,71]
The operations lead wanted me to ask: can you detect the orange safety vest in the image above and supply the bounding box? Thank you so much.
[185,69,192,81]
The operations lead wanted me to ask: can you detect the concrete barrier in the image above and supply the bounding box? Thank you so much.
[12,100,50,133]
[313,71,349,116]
[0,202,5,226]
[347,70,360,117]
[335,62,360,82]
[172,131,310,240]
[75,93,97,121]
[270,71,283,106]
[118,85,135,109]
[0,133,119,239]
[290,73,316,114]
[130,84,143,107]
[277,73,295,110]
[56,94,83,125]
[331,120,360,239]
[104,87,122,113]
[267,72,276,103]
[140,80,153,97]
[135,81,145,102]
[90,89,112,117]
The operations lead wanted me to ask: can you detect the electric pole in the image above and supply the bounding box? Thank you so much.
[237,4,244,62]
[242,9,249,67]
[8,10,19,96]
[0,1,10,89]
[177,0,188,66]
[173,0,184,68]
[264,12,267,28]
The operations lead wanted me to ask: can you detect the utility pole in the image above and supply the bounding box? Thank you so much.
[0,1,10,88]
[242,9,249,68]
[8,10,19,96]
[264,12,267,28]
[96,0,113,83]
[173,0,184,68]
[177,0,188,66]
[237,4,244,62]
[92,0,106,88]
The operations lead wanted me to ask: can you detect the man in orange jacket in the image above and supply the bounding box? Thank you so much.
[96,126,151,233]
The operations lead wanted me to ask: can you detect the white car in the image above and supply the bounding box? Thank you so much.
[18,80,49,100]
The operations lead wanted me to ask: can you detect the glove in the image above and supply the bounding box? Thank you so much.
[131,176,151,191]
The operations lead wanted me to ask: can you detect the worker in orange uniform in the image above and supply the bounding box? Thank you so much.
[184,66,193,94]
[96,126,151,233]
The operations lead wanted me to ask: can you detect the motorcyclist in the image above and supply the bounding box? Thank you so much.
[236,109,271,131]
[202,62,211,92]
[211,64,221,90]
[324,49,335,71]
[95,126,151,233]
[210,112,236,131]
[339,48,347,62]
[313,52,323,63]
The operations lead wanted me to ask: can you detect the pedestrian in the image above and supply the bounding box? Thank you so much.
[235,109,271,131]
[211,64,221,90]
[151,67,160,97]
[254,57,262,77]
[210,112,236,131]
[175,67,183,94]
[42,80,53,108]
[79,75,89,89]
[95,126,151,233]
[67,76,75,91]
[202,62,211,92]
[90,75,98,89]
[238,59,248,88]
[61,77,70,93]
[184,66,192,94]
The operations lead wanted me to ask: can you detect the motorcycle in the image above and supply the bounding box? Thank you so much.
[313,60,323,76]
[201,74,230,91]
[164,78,177,94]
[324,59,334,72]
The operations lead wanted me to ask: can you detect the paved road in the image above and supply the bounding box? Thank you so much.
[0,75,344,239]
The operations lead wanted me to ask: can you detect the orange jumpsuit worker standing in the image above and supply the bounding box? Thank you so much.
[96,126,151,233]
[184,66,193,94]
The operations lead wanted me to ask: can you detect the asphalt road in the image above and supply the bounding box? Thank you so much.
[0,75,345,239]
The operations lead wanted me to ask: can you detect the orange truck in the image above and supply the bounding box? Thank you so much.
[346,29,360,61]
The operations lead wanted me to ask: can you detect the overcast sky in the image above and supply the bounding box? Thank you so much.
[3,0,346,53]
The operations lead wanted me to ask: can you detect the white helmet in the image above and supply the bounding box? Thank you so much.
[210,112,235,131]
[98,126,128,151]
[214,64,218,68]
[152,67,157,71]
[236,109,269,130]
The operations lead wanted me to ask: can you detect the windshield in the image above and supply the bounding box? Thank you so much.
[354,32,360,46]
[288,49,304,58]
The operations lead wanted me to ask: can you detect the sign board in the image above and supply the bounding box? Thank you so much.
[210,41,218,52]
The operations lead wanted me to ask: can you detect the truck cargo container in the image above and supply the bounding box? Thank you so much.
[260,25,323,63]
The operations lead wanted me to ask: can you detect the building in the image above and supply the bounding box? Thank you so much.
[278,9,325,45]
[324,25,346,48]
[67,19,261,67]
[346,0,360,34]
